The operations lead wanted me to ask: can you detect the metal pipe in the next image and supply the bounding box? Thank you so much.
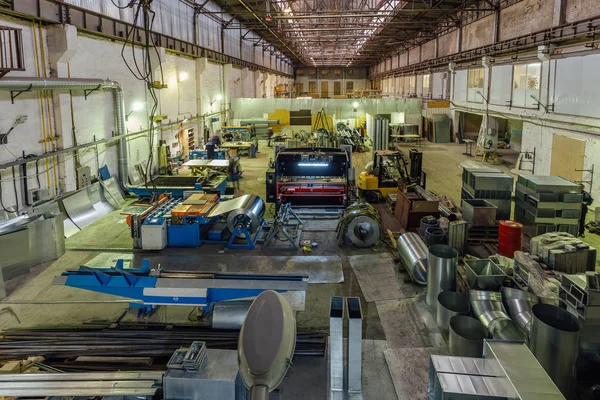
[529,304,581,397]
[0,78,128,186]
[426,244,458,312]
[449,315,488,358]
[211,301,252,330]
[436,291,469,334]
[502,287,538,335]
[396,232,428,285]
[272,9,493,19]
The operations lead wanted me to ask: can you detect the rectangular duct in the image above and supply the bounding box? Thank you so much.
[329,296,344,393]
[346,297,363,393]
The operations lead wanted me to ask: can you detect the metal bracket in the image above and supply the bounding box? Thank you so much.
[575,164,594,192]
[10,84,32,104]
[84,85,102,100]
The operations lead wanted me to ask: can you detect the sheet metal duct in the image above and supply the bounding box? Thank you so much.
[347,297,363,393]
[0,78,128,185]
[502,287,538,335]
[437,291,470,334]
[329,296,344,393]
[396,232,428,285]
[530,304,581,398]
[426,244,458,312]
[449,315,488,358]
[470,290,527,342]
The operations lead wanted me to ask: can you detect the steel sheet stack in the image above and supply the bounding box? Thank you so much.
[515,175,582,237]
[461,167,513,220]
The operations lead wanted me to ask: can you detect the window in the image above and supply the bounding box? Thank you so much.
[467,68,484,102]
[409,75,416,94]
[423,74,431,97]
[346,81,354,94]
[321,81,329,98]
[512,62,541,108]
[334,81,341,96]
[308,81,316,94]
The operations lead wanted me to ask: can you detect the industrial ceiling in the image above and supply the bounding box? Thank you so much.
[203,0,497,67]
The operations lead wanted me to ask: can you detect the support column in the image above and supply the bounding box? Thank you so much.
[553,0,566,26]
[537,45,553,109]
[254,70,263,98]
[240,67,250,98]
[47,24,77,193]
[223,63,233,107]
[196,57,209,142]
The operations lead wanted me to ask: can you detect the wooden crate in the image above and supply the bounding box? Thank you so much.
[394,190,439,231]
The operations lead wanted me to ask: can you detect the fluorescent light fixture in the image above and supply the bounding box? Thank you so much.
[179,71,189,82]
[283,7,292,13]
[298,163,329,167]
[132,102,144,112]
[215,94,223,101]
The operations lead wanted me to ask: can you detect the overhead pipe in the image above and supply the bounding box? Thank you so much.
[0,78,129,186]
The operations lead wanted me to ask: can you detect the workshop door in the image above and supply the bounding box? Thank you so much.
[550,134,584,182]
[321,81,329,98]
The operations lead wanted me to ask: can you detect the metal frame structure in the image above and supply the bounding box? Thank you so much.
[3,0,294,76]
[209,0,502,66]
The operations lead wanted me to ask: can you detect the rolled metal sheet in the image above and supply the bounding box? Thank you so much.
[60,183,115,230]
[530,303,581,397]
[347,216,380,247]
[396,232,428,285]
[207,195,265,234]
[449,315,488,358]
[436,291,470,333]
[212,300,253,330]
[426,244,458,311]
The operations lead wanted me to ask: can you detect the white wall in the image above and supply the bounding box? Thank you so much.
[449,46,600,200]
[0,15,274,213]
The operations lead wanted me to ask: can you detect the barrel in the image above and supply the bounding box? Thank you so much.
[498,220,523,257]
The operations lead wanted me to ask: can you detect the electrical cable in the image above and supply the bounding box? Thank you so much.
[117,0,164,202]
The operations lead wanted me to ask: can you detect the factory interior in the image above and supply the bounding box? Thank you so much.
[1,0,600,399]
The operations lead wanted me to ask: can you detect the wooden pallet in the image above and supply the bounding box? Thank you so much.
[468,226,499,242]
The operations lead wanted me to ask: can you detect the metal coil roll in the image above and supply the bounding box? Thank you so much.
[224,195,266,235]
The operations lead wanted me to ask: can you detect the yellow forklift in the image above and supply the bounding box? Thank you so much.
[358,150,417,203]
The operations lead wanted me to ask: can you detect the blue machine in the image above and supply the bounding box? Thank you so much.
[128,175,229,199]
[53,259,308,314]
[189,150,228,160]
[133,194,267,250]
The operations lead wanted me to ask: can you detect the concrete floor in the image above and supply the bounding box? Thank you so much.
[2,136,599,398]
